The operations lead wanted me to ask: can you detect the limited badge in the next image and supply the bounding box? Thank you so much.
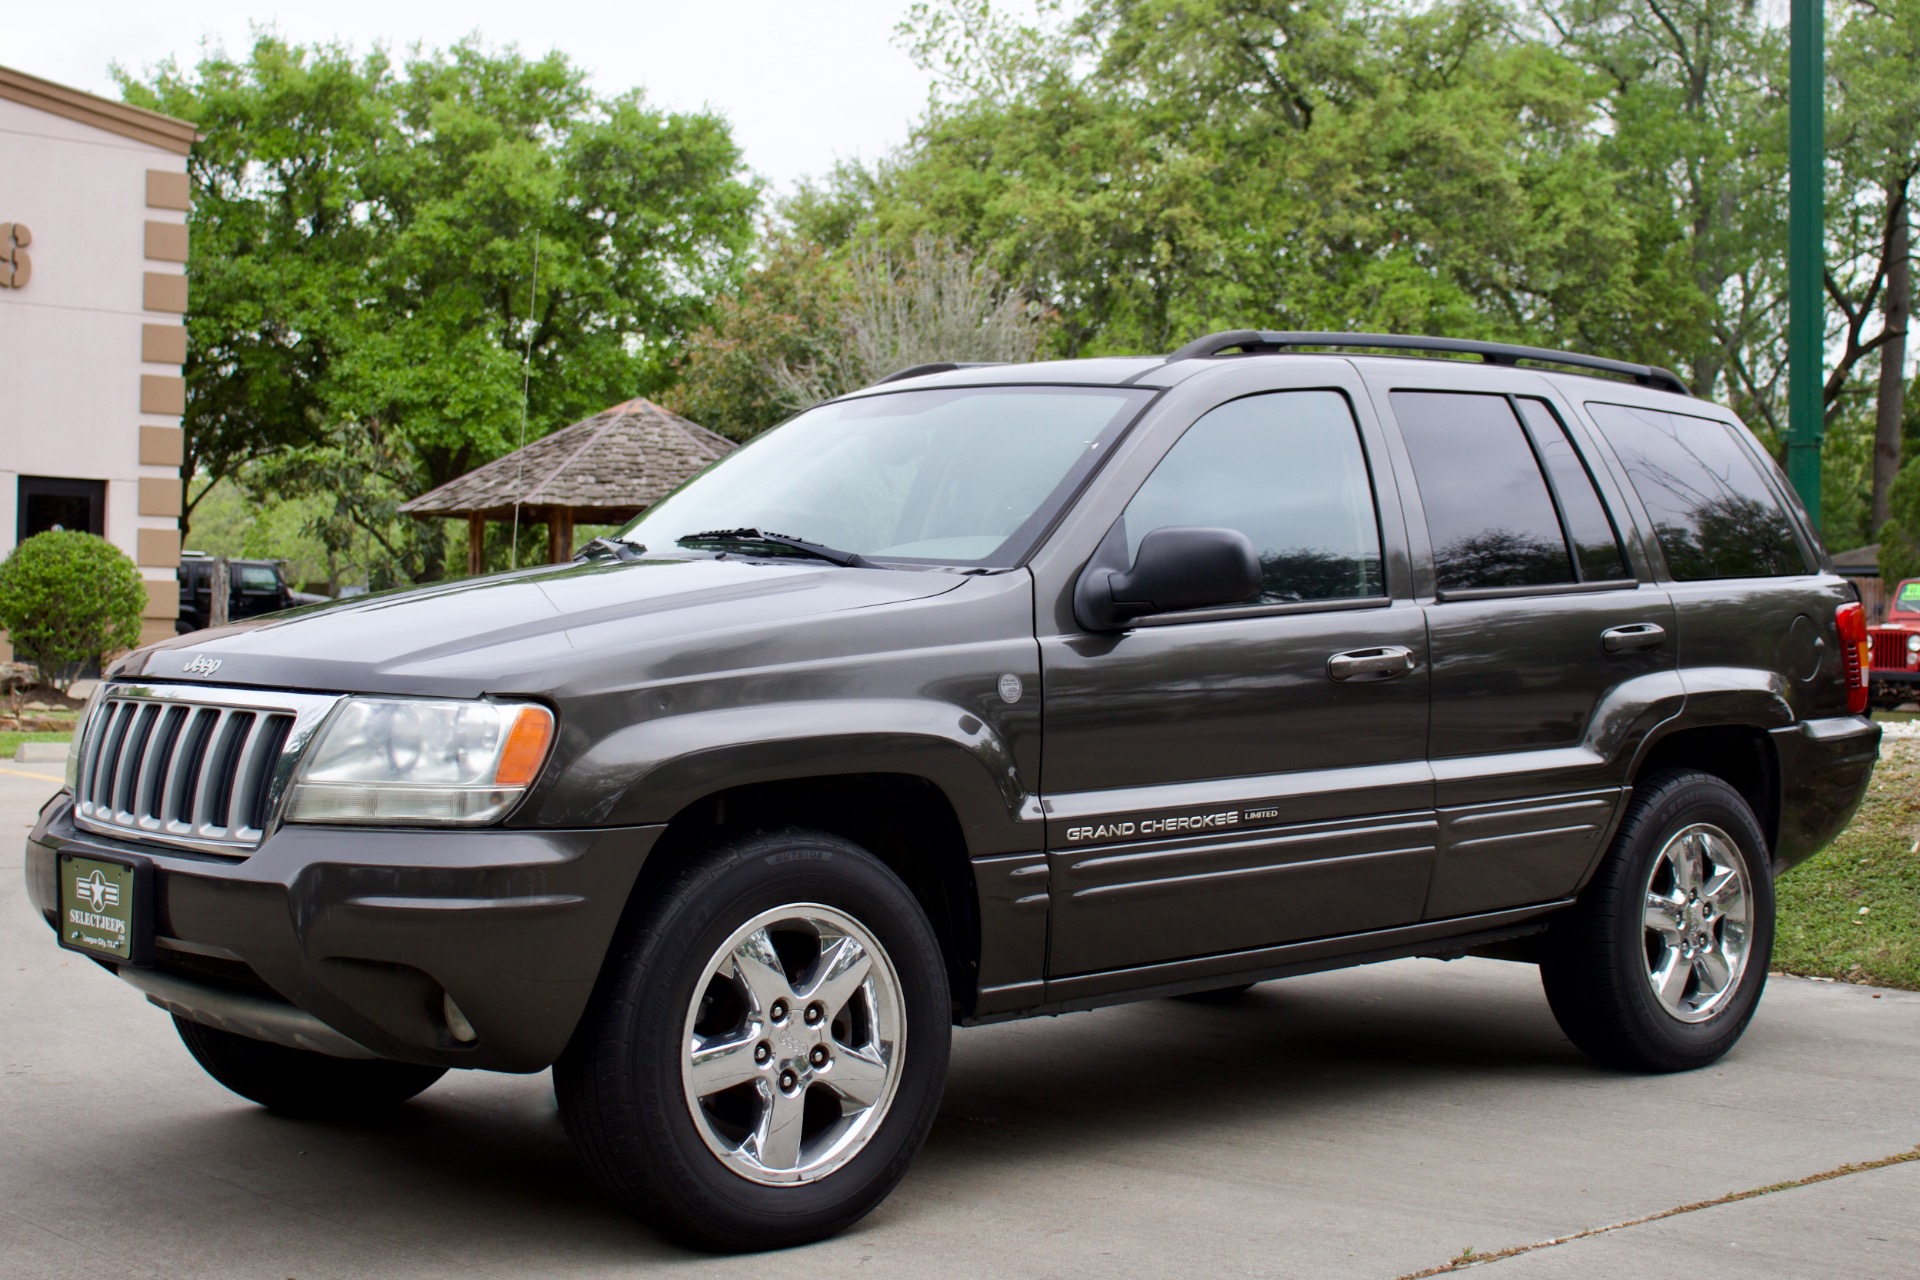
[998,673,1023,704]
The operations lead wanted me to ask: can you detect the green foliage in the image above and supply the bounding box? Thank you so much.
[1776,734,1920,990]
[671,235,855,439]
[794,0,1652,358]
[0,533,147,693]
[1878,455,1920,584]
[672,232,1051,436]
[120,36,759,579]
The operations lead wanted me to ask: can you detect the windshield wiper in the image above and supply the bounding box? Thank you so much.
[574,536,646,563]
[677,528,873,568]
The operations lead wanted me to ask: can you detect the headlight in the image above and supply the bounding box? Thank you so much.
[1906,634,1919,653]
[285,697,554,825]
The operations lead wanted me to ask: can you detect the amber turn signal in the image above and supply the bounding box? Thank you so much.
[494,706,555,787]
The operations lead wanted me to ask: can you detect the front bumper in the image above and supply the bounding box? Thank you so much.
[1769,715,1882,875]
[26,795,659,1071]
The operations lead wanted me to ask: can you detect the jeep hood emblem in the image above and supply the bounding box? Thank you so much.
[181,655,222,676]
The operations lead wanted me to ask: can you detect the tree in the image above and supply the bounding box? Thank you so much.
[1532,0,1790,410]
[0,533,146,693]
[120,37,759,576]
[806,0,1641,360]
[116,40,391,541]
[766,236,1050,410]
[673,233,1052,435]
[670,234,854,439]
[1828,0,1920,532]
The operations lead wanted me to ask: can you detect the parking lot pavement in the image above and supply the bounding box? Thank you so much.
[4,764,1917,1280]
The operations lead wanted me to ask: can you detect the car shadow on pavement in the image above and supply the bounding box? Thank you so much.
[43,962,1596,1267]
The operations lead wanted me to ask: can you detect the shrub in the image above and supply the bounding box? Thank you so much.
[0,531,148,693]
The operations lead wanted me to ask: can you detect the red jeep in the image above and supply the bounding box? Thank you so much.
[1869,578,1920,704]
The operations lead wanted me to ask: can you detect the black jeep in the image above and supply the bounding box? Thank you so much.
[25,332,1878,1251]
[174,553,297,634]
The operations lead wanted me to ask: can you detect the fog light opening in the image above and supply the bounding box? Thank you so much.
[443,992,478,1044]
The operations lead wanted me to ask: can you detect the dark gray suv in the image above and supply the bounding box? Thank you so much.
[25,331,1880,1251]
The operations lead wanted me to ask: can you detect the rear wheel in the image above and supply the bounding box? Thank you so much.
[1541,769,1774,1072]
[173,1017,445,1117]
[555,828,950,1252]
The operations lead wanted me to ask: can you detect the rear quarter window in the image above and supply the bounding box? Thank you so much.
[1585,402,1808,580]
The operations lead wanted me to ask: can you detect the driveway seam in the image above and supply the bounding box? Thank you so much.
[1389,1143,1920,1277]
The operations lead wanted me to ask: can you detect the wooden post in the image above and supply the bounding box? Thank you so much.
[208,557,231,628]
[467,514,485,577]
[547,507,575,564]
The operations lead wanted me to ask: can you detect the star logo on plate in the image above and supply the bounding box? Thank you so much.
[75,870,119,913]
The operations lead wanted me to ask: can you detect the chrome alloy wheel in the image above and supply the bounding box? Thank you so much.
[679,903,905,1185]
[1641,823,1752,1024]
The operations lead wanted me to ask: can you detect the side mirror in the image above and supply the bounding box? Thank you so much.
[1075,526,1262,630]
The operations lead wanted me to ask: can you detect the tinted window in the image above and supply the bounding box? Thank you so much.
[236,566,281,593]
[1123,390,1383,605]
[1586,403,1808,580]
[1513,398,1631,581]
[1392,391,1572,592]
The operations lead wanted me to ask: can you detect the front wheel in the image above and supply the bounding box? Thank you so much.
[1541,769,1774,1072]
[555,828,951,1252]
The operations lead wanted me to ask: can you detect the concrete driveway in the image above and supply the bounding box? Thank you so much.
[3,763,1915,1279]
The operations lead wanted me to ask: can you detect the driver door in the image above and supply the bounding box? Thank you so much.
[1038,383,1436,977]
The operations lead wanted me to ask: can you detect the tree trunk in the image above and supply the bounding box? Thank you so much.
[1872,185,1911,535]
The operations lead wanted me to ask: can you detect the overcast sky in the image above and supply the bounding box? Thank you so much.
[14,0,947,196]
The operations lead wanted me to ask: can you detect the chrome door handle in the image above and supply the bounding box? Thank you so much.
[1327,645,1416,682]
[1602,623,1666,654]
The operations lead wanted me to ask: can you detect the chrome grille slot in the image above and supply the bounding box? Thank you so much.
[71,684,343,857]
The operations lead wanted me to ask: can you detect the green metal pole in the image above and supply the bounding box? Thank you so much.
[1787,0,1825,529]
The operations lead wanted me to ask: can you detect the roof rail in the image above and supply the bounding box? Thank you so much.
[1164,330,1691,397]
[870,361,1009,386]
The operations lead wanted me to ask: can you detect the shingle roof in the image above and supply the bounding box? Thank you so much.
[400,397,736,522]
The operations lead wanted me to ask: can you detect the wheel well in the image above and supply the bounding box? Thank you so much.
[1634,726,1780,853]
[636,774,980,1019]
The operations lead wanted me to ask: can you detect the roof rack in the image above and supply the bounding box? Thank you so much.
[870,361,1009,386]
[1164,330,1691,397]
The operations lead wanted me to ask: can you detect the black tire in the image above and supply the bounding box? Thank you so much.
[555,827,951,1252]
[1541,769,1775,1072]
[1171,982,1256,1004]
[173,1017,446,1117]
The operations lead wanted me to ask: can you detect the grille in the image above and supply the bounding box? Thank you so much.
[1869,633,1917,673]
[71,684,340,856]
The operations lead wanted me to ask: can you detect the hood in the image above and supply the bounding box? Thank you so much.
[115,555,965,698]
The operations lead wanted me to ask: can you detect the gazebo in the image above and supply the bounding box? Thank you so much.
[401,397,737,575]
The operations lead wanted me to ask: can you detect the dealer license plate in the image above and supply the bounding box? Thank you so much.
[57,854,142,961]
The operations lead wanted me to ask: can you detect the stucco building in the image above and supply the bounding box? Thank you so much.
[0,65,196,657]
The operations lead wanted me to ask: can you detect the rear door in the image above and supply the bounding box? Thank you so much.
[1036,370,1436,976]
[1368,376,1681,919]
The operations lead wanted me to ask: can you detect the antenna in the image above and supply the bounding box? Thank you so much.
[509,230,540,570]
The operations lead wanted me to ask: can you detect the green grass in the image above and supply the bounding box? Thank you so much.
[1775,737,1920,990]
[0,730,70,762]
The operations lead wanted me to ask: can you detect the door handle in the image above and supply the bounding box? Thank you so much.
[1601,623,1666,654]
[1327,645,1417,682]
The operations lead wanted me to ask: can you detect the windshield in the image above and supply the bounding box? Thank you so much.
[618,386,1152,567]
[1895,580,1920,615]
